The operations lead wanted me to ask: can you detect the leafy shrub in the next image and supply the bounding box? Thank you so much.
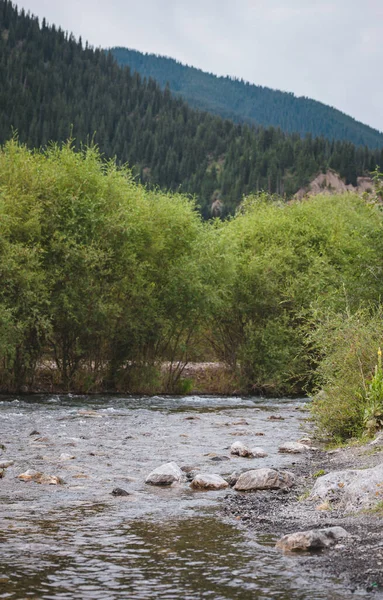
[308,308,383,441]
[211,193,383,395]
[364,348,383,434]
[0,139,218,390]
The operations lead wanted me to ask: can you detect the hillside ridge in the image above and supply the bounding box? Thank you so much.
[111,47,383,149]
[0,1,383,216]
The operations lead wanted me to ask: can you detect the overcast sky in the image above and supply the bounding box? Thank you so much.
[16,0,383,132]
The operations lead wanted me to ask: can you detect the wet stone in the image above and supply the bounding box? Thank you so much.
[276,527,350,552]
[111,487,130,496]
[231,442,267,458]
[278,441,310,454]
[145,462,184,486]
[234,468,295,491]
[230,441,253,457]
[18,469,63,485]
[180,465,199,473]
[250,448,268,458]
[190,473,229,490]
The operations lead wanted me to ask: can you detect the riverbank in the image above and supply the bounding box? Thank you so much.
[221,438,383,595]
[2,362,243,396]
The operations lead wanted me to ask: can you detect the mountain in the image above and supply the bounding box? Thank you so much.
[111,48,383,149]
[1,1,383,217]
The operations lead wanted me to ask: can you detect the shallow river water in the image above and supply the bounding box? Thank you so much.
[0,395,365,599]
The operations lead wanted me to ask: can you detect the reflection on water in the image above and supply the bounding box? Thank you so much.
[1,513,353,600]
[0,394,359,599]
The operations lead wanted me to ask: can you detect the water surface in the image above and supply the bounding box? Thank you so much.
[0,395,363,598]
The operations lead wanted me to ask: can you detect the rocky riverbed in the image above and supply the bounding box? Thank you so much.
[1,393,382,599]
[221,436,383,595]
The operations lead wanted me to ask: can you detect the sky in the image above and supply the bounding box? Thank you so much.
[16,0,383,132]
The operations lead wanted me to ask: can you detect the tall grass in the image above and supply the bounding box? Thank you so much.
[308,308,383,441]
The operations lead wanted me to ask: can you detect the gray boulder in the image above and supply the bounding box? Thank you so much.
[276,526,350,552]
[278,441,310,454]
[145,462,184,486]
[190,473,229,490]
[231,441,267,458]
[234,468,295,491]
[310,462,383,511]
[250,447,268,458]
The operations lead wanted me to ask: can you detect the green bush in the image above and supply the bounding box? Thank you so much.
[308,308,383,441]
[0,139,218,390]
[364,348,383,434]
[210,193,383,395]
[2,139,383,405]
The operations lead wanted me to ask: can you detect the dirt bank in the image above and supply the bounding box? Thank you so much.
[221,441,383,596]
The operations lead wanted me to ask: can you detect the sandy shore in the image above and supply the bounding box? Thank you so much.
[221,440,383,596]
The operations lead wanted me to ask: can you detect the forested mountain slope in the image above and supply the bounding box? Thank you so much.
[112,48,383,149]
[1,0,382,216]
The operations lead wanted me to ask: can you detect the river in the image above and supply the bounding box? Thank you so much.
[0,394,364,599]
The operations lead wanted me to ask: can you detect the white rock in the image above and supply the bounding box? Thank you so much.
[231,441,266,458]
[278,442,310,454]
[234,468,295,491]
[276,526,350,552]
[230,441,252,457]
[18,469,41,481]
[250,447,268,458]
[38,474,62,485]
[145,462,184,486]
[17,469,63,485]
[310,462,383,511]
[59,453,75,460]
[190,473,229,490]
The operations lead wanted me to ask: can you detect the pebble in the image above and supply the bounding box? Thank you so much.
[111,488,130,496]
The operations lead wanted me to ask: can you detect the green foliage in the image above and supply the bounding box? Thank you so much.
[368,500,383,516]
[309,308,383,441]
[372,166,383,202]
[2,135,383,418]
[0,139,215,391]
[210,193,383,395]
[112,48,383,149]
[172,377,194,395]
[313,470,326,478]
[364,349,383,434]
